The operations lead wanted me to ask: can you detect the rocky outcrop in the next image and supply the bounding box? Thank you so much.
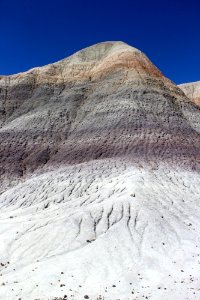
[179,81,200,106]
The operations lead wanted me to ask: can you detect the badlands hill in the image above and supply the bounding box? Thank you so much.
[0,42,200,300]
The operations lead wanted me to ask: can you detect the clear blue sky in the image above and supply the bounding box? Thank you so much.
[0,0,199,84]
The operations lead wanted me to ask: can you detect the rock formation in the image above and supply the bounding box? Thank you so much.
[179,81,200,106]
[0,42,200,300]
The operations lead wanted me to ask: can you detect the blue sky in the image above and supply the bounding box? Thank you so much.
[0,0,199,84]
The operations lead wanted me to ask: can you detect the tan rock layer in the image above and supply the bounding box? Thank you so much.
[179,81,200,106]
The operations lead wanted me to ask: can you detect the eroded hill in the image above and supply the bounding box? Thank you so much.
[0,42,200,300]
